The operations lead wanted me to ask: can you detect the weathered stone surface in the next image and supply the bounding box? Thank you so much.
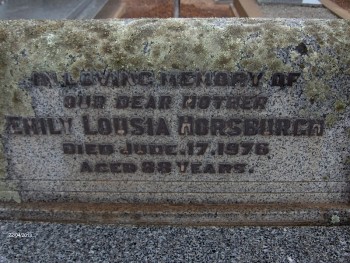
[0,19,349,224]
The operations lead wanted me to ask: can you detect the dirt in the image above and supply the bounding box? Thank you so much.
[330,0,350,11]
[119,0,233,18]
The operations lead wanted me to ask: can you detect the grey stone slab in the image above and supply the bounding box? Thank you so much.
[19,192,349,204]
[257,0,322,5]
[0,19,349,225]
[0,0,109,19]
[17,181,348,193]
[258,0,303,3]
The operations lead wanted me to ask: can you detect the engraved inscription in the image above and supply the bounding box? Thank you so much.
[30,71,301,87]
[7,70,321,176]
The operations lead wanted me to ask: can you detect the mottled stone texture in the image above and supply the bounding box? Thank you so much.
[0,19,349,218]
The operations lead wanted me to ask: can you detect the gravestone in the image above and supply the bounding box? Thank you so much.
[0,19,349,225]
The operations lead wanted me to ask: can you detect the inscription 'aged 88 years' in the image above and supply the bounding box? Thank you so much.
[0,20,349,226]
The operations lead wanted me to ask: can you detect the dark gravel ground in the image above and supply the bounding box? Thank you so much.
[1,220,349,262]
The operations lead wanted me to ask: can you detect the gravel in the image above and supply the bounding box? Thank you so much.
[260,4,339,18]
[1,220,349,262]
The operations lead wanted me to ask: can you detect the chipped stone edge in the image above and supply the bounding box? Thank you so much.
[0,202,350,226]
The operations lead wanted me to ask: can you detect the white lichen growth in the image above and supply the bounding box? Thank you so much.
[331,215,340,224]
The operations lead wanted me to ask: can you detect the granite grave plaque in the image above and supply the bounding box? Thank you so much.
[0,19,349,225]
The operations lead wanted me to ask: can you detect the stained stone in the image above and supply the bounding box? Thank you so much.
[0,19,349,225]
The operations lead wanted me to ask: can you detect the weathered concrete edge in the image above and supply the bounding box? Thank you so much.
[0,203,349,226]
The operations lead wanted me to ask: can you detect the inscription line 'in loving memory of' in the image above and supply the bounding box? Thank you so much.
[29,70,302,87]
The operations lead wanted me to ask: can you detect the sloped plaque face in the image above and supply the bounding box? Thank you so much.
[0,19,349,208]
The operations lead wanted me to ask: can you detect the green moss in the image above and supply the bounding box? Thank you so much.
[226,42,239,51]
[240,58,264,72]
[151,46,161,59]
[335,100,346,112]
[62,31,86,50]
[70,66,80,80]
[0,181,17,191]
[24,21,64,40]
[193,44,205,55]
[222,25,245,39]
[0,192,21,202]
[0,28,8,42]
[88,24,111,38]
[214,55,231,68]
[345,157,350,165]
[325,113,337,127]
[171,63,180,69]
[330,215,340,224]
[100,42,113,55]
[305,80,330,102]
[0,145,4,177]
[12,90,23,104]
[0,149,20,202]
[25,25,47,39]
[269,60,284,72]
[0,51,8,74]
[163,23,186,32]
